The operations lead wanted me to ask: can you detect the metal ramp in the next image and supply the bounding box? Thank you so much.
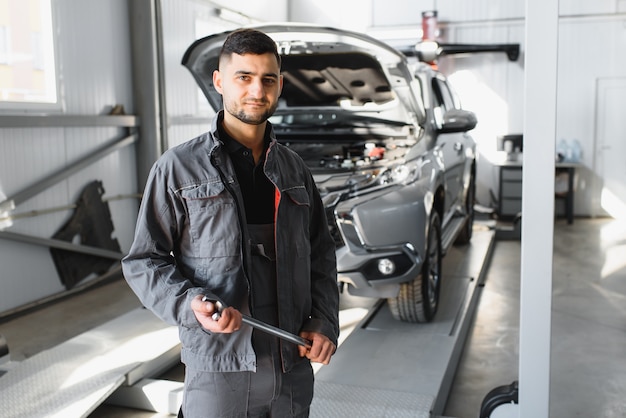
[0,307,180,418]
[311,226,495,418]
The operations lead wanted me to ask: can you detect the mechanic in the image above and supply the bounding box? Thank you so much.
[121,28,340,417]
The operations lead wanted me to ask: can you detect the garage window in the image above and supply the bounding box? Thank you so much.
[0,0,58,111]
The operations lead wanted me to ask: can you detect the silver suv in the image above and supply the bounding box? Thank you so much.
[183,24,477,323]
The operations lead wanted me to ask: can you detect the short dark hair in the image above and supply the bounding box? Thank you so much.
[219,28,281,68]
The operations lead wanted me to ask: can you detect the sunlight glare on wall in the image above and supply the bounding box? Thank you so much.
[600,187,626,221]
[600,218,626,280]
[0,188,13,230]
[448,69,509,162]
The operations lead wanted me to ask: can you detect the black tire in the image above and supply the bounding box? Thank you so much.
[388,210,442,323]
[455,170,475,245]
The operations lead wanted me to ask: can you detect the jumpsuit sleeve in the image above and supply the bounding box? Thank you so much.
[302,171,340,346]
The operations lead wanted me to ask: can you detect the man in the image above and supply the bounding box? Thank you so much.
[122,28,340,417]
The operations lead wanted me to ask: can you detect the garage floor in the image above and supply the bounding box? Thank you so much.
[1,217,625,417]
[443,216,626,418]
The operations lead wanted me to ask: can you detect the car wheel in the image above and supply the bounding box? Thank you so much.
[388,210,442,323]
[455,170,475,245]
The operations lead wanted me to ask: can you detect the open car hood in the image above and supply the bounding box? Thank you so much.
[181,23,411,113]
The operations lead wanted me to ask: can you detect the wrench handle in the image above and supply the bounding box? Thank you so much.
[202,296,312,348]
[241,315,312,349]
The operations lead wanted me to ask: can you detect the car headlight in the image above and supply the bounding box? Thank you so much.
[339,160,423,194]
[376,160,421,186]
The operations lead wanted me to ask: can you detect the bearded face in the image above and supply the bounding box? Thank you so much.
[214,52,283,126]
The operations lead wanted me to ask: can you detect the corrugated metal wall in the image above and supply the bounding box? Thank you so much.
[0,0,136,314]
[57,1,133,114]
[160,0,235,148]
[0,128,68,236]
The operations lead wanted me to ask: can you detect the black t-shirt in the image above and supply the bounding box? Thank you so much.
[219,126,275,224]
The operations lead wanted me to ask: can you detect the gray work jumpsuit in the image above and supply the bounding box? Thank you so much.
[181,224,313,417]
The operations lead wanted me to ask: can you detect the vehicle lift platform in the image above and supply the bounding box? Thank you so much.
[310,225,495,418]
[0,225,494,417]
[0,307,182,417]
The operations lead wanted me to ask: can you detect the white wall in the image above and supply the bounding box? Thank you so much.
[288,0,372,31]
[440,4,626,216]
[210,0,288,23]
[555,16,626,216]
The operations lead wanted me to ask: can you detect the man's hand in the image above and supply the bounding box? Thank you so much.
[191,295,242,333]
[298,331,336,365]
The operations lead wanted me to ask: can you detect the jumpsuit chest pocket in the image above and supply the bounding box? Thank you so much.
[180,182,239,257]
[283,187,310,207]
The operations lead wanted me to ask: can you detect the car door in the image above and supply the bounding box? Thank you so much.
[432,75,468,216]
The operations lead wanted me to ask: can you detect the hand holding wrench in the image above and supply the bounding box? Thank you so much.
[202,296,312,349]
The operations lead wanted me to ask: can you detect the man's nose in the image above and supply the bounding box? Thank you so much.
[248,79,265,98]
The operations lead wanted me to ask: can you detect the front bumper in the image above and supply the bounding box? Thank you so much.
[331,181,431,298]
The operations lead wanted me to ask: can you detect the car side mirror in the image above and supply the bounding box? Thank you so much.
[440,109,477,133]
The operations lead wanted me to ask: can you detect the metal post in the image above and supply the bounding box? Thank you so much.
[519,0,559,417]
[128,0,165,190]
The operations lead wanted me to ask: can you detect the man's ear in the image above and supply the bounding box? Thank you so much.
[213,70,223,94]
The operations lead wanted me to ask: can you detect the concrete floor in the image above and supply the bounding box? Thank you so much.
[1,217,625,417]
[444,217,626,418]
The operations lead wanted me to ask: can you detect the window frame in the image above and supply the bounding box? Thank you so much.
[0,0,62,113]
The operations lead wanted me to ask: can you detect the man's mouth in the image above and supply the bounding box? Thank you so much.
[245,100,267,107]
